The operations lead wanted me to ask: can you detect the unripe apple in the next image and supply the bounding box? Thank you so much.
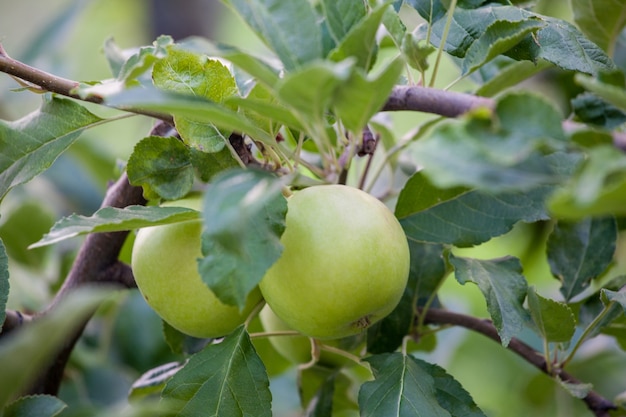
[131,194,262,338]
[259,304,364,367]
[259,184,410,340]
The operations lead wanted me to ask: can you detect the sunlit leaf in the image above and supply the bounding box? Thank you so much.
[451,255,528,346]
[30,205,199,249]
[527,286,575,343]
[0,97,103,201]
[3,395,66,417]
[223,0,322,71]
[547,217,617,301]
[198,168,287,308]
[162,327,271,417]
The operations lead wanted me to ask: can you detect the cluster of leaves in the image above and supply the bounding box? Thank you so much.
[3,0,626,416]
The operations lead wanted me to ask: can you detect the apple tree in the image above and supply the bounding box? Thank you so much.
[2,0,626,416]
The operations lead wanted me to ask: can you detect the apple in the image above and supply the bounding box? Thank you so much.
[259,304,364,368]
[259,184,410,340]
[131,194,262,338]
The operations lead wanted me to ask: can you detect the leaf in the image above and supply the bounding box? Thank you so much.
[397,172,552,247]
[576,73,626,113]
[0,202,54,266]
[30,205,199,248]
[402,31,435,72]
[3,395,66,417]
[411,93,569,192]
[604,288,626,313]
[571,92,626,129]
[548,145,626,219]
[321,0,367,44]
[527,286,575,343]
[162,320,211,356]
[162,327,271,417]
[129,361,185,401]
[367,241,446,354]
[223,0,322,71]
[547,217,617,301]
[111,35,172,84]
[0,287,111,408]
[190,146,240,183]
[360,353,451,417]
[127,136,194,200]
[333,57,404,134]
[0,239,7,332]
[0,96,103,201]
[475,59,552,97]
[105,87,276,146]
[556,377,593,400]
[450,255,528,346]
[461,18,546,75]
[328,4,388,70]
[299,366,359,417]
[197,169,287,308]
[571,0,626,56]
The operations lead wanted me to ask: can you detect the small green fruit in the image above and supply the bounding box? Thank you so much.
[259,185,410,340]
[131,194,262,338]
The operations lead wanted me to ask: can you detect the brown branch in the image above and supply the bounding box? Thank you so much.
[0,310,32,337]
[383,85,494,117]
[27,172,145,395]
[421,308,617,417]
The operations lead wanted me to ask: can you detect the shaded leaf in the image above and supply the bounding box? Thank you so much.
[571,92,626,129]
[0,239,8,333]
[0,97,103,201]
[198,169,287,308]
[0,202,53,266]
[190,145,240,183]
[571,0,626,56]
[397,172,552,247]
[162,320,211,357]
[547,217,617,301]
[3,395,66,417]
[548,146,626,219]
[556,378,593,400]
[475,59,552,97]
[224,0,322,71]
[127,136,194,200]
[321,0,367,44]
[604,288,626,313]
[299,367,358,417]
[527,286,575,343]
[360,353,451,417]
[0,287,111,408]
[162,327,271,417]
[129,361,185,401]
[450,255,528,346]
[30,205,199,248]
[576,73,626,113]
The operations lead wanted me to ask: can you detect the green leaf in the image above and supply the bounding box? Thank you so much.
[604,288,626,313]
[106,87,276,146]
[299,366,358,417]
[334,57,404,133]
[190,145,240,183]
[328,4,388,70]
[3,395,66,417]
[0,202,54,267]
[162,320,211,356]
[450,255,528,346]
[576,73,626,113]
[0,239,7,333]
[556,377,593,400]
[162,327,271,417]
[198,169,287,308]
[129,361,185,401]
[0,96,103,201]
[461,18,545,75]
[0,287,111,408]
[111,35,172,83]
[412,93,568,192]
[571,92,626,129]
[397,172,552,247]
[127,136,194,200]
[571,0,626,56]
[548,145,626,219]
[360,353,451,417]
[402,31,435,72]
[475,59,552,97]
[547,217,617,301]
[321,0,367,44]
[223,0,322,71]
[30,205,199,249]
[527,286,575,343]
[367,241,446,354]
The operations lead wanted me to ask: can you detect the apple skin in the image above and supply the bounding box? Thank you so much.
[259,304,364,367]
[131,195,262,338]
[259,184,410,340]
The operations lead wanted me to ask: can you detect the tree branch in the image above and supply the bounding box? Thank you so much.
[421,308,617,417]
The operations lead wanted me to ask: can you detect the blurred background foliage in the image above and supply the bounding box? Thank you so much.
[1,1,626,416]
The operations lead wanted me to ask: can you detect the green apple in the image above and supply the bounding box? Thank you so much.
[131,194,262,338]
[259,304,364,367]
[259,184,410,340]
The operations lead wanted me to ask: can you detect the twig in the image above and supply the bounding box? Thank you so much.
[421,308,617,417]
[382,85,494,117]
